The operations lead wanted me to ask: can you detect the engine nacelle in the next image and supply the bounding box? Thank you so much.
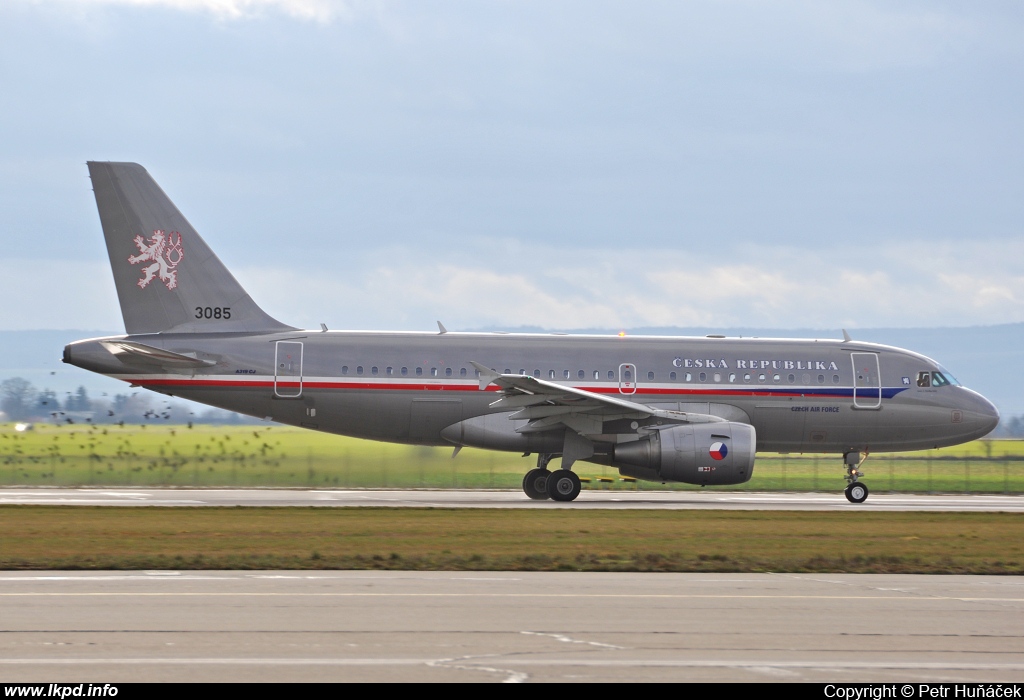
[612,422,756,485]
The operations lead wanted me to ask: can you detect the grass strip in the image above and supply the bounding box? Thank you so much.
[1,506,1022,574]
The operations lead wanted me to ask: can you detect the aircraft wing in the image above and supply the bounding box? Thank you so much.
[469,361,724,436]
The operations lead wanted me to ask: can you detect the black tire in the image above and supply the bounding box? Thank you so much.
[523,469,551,500]
[547,470,581,502]
[845,482,869,504]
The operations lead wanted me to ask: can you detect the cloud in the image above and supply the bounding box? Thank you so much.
[21,0,349,22]
[0,259,123,331]
[2,237,1021,332]
[229,240,1024,332]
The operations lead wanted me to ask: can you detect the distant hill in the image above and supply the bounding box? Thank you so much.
[3,324,1021,418]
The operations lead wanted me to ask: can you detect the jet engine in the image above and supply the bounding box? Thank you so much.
[612,422,756,485]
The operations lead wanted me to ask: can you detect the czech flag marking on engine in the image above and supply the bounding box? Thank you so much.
[709,442,728,461]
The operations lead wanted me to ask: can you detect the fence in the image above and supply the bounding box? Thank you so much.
[2,423,1023,493]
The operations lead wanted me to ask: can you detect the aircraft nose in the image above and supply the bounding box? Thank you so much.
[977,396,1000,436]
[960,389,1000,438]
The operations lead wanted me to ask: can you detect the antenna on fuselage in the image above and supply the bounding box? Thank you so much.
[842,329,852,342]
[437,321,448,334]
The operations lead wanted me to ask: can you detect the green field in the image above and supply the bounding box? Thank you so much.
[1,506,1021,574]
[2,422,1023,493]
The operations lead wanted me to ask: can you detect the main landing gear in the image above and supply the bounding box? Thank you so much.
[843,451,870,504]
[522,454,582,502]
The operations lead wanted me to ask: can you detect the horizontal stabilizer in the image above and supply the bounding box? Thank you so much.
[100,340,216,368]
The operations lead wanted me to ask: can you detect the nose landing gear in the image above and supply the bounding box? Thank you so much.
[843,451,870,503]
[845,481,869,504]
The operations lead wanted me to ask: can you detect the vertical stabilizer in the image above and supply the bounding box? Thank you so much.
[87,162,294,335]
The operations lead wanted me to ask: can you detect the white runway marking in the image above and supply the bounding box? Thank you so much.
[0,488,1021,511]
[1,591,1022,602]
[2,658,1024,672]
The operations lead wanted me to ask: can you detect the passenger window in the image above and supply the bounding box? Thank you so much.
[817,374,825,384]
[802,373,810,384]
[832,374,840,384]
[578,370,585,380]
[445,367,452,377]
[431,368,438,377]
[670,371,677,381]
[533,370,541,378]
[729,373,736,383]
[608,370,615,380]
[647,371,654,381]
[594,371,600,380]
[519,369,526,375]
[563,370,570,379]
[624,370,632,380]
[415,367,423,376]
[758,373,766,383]
[504,369,511,375]
[773,374,781,383]
[699,372,707,382]
[743,373,751,383]
[460,368,467,377]
[386,367,393,376]
[357,366,364,375]
[788,374,795,383]
[713,373,721,383]
[371,366,378,376]
[917,371,932,388]
[401,367,408,376]
[685,372,692,382]
[342,366,349,375]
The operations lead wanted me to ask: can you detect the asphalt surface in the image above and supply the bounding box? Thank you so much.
[0,487,1023,511]
[1,571,1022,682]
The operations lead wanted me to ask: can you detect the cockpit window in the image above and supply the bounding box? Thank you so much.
[919,370,953,388]
[937,366,961,385]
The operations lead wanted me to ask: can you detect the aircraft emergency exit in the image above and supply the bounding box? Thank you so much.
[64,162,1001,503]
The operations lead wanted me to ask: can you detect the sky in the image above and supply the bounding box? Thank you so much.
[1,0,1022,333]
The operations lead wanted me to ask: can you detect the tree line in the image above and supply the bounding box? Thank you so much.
[0,377,255,425]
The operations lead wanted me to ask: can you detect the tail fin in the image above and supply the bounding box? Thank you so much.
[87,162,294,335]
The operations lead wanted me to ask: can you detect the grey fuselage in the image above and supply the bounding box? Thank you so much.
[64,330,999,460]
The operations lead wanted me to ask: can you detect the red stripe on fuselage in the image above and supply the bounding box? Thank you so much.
[126,377,855,399]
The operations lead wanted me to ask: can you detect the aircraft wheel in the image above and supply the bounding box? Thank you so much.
[547,470,581,502]
[845,482,869,504]
[523,469,551,500]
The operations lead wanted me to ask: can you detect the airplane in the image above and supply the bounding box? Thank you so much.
[63,162,1001,503]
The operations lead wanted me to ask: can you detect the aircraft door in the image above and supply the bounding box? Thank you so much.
[274,341,303,398]
[618,363,637,395]
[851,352,880,409]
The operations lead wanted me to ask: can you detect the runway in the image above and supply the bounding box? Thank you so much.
[0,487,1022,511]
[1,571,1022,682]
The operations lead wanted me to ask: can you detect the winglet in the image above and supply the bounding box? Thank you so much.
[842,328,852,342]
[437,321,448,334]
[469,361,500,390]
